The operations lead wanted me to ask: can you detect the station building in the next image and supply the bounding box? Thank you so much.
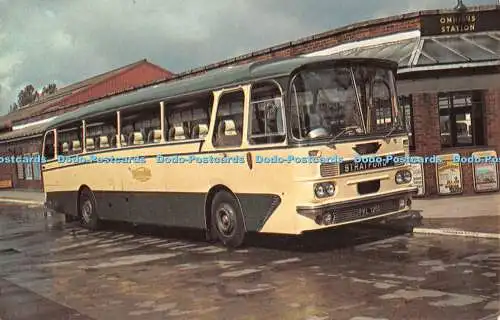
[0,4,499,198]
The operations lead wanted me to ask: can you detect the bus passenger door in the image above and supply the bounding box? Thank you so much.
[201,86,250,186]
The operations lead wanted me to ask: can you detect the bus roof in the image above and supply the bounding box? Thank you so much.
[37,56,397,133]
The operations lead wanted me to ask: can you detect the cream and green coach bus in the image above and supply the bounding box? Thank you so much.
[41,55,417,247]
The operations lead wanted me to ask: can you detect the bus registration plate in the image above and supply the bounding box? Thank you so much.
[358,204,381,217]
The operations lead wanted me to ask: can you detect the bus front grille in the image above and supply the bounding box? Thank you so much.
[320,163,339,177]
[322,199,400,225]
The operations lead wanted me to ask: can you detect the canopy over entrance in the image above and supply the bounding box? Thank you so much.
[307,31,500,73]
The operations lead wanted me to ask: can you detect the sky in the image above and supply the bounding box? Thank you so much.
[0,0,491,115]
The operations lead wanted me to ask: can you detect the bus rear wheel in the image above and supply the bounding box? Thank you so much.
[78,188,101,230]
[210,191,246,248]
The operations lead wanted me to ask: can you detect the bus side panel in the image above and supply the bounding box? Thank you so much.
[93,191,131,222]
[110,191,206,229]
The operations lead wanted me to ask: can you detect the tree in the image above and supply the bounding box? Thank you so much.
[8,83,58,114]
[41,83,57,96]
[9,103,18,113]
[17,84,38,107]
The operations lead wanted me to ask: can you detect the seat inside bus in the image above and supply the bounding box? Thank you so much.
[111,134,127,147]
[98,136,110,149]
[191,123,209,139]
[130,131,145,145]
[147,129,162,143]
[72,140,82,152]
[168,124,187,140]
[215,119,241,146]
[86,138,95,151]
[61,142,70,154]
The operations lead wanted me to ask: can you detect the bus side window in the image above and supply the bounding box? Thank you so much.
[43,131,55,160]
[57,122,83,156]
[165,93,213,141]
[213,91,244,147]
[86,112,117,150]
[120,103,160,146]
[249,82,285,144]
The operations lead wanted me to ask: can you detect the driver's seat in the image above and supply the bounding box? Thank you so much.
[307,113,323,129]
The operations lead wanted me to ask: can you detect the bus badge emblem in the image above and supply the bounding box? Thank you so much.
[130,167,152,182]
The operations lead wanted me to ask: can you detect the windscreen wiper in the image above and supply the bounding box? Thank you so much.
[327,126,359,148]
[331,127,352,141]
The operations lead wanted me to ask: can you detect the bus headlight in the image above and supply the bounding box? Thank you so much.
[395,170,412,184]
[314,182,335,198]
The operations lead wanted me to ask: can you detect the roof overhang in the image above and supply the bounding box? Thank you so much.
[12,116,57,131]
[304,30,421,57]
[303,30,500,73]
[398,60,500,73]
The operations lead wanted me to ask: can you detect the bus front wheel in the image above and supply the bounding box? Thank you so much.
[78,188,101,230]
[210,191,246,248]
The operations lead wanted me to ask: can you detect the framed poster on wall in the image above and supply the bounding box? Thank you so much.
[436,153,463,195]
[472,150,499,193]
[410,157,425,196]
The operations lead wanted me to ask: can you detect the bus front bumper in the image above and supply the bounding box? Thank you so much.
[296,188,417,227]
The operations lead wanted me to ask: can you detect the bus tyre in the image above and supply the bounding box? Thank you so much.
[79,189,101,230]
[211,191,246,248]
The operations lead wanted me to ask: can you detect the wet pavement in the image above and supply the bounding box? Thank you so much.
[0,204,498,320]
[420,216,500,234]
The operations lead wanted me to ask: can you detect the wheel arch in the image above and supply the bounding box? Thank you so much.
[204,184,245,233]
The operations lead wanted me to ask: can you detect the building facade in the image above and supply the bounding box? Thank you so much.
[0,60,174,190]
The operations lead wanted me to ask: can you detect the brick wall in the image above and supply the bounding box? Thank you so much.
[485,88,500,152]
[412,93,439,196]
[410,88,500,197]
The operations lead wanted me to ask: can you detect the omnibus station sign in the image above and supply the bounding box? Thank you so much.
[472,150,499,193]
[436,153,463,195]
[409,158,425,196]
[421,9,500,36]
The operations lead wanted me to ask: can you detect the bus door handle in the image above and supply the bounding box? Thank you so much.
[246,152,253,170]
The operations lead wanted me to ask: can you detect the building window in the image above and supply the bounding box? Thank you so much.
[438,91,485,148]
[32,153,41,181]
[16,155,24,180]
[398,95,415,150]
[373,80,393,131]
[24,155,33,180]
